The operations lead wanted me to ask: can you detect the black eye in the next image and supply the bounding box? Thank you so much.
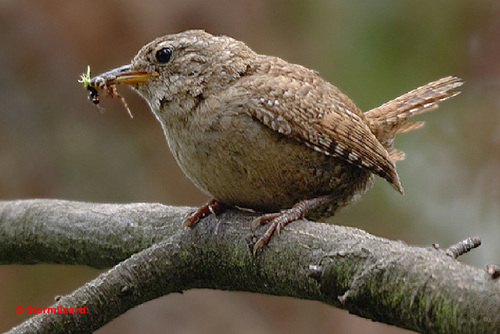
[155,47,172,63]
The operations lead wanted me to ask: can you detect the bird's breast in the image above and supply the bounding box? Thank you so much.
[154,102,369,213]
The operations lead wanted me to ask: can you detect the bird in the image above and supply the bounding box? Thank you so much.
[83,29,463,254]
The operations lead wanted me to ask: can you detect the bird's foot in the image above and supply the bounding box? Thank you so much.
[251,211,303,255]
[183,198,225,227]
[251,196,334,254]
[251,197,329,254]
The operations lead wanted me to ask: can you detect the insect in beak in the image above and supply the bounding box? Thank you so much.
[79,65,159,118]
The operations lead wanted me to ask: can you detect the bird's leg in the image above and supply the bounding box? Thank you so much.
[183,198,226,227]
[251,195,332,254]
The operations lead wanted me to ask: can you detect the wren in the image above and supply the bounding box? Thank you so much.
[84,30,463,254]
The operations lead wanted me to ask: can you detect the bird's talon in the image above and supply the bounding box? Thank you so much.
[252,238,265,255]
[183,199,223,228]
[250,213,277,230]
[183,212,197,227]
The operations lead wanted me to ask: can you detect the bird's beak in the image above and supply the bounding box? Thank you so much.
[89,65,159,86]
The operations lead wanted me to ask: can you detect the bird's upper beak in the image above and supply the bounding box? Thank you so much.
[89,65,159,86]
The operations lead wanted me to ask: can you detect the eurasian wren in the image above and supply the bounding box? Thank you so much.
[83,30,463,253]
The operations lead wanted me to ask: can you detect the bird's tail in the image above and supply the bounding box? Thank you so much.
[365,76,463,161]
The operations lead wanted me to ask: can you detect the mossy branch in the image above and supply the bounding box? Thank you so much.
[1,199,499,333]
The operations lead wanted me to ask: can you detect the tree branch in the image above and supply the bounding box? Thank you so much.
[1,199,499,333]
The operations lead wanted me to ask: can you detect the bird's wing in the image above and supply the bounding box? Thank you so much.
[229,69,402,193]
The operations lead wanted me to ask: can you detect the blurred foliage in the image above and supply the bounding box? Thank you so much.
[0,0,499,333]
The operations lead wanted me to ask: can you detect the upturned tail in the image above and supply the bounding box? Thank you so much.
[365,76,463,161]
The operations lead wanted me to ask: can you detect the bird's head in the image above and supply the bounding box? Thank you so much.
[87,30,256,114]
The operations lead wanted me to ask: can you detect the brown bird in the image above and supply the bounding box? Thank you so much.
[84,30,463,254]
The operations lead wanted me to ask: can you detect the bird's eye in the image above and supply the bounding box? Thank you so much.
[155,47,173,63]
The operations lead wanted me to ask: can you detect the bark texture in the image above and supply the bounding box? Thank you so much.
[1,199,498,333]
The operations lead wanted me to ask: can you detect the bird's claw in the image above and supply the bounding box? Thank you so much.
[183,199,224,227]
[252,205,307,255]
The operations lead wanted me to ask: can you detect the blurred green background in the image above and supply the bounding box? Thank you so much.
[1,1,499,333]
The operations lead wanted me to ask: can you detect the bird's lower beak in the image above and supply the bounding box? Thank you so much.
[89,65,159,86]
